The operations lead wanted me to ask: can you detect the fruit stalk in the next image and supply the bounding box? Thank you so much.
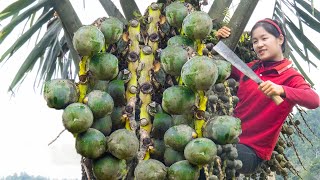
[137,3,161,161]
[78,56,89,103]
[124,20,141,131]
[195,90,207,137]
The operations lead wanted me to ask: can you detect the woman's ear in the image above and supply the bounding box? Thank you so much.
[278,34,284,46]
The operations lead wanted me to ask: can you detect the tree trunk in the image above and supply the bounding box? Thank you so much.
[221,0,259,50]
[208,0,232,23]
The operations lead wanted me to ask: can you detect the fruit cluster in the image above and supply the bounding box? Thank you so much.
[43,1,296,180]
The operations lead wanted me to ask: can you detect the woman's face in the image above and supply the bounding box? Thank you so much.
[251,26,284,61]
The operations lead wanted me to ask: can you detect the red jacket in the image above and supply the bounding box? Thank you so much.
[231,59,320,160]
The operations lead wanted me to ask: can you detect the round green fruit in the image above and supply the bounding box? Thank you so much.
[164,124,196,152]
[84,90,114,118]
[150,139,166,161]
[91,115,112,136]
[165,1,188,28]
[43,79,78,109]
[160,45,189,76]
[167,35,194,48]
[172,113,194,127]
[107,79,125,107]
[62,103,93,134]
[89,53,119,81]
[75,128,107,159]
[182,11,213,40]
[93,154,126,180]
[134,159,167,180]
[100,17,124,44]
[111,106,125,131]
[107,129,139,160]
[151,113,173,139]
[203,115,242,145]
[181,56,218,90]
[164,146,185,166]
[213,59,232,83]
[162,86,196,115]
[72,25,105,56]
[184,138,217,165]
[168,160,200,180]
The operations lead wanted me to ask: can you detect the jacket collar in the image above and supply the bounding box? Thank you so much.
[256,59,293,74]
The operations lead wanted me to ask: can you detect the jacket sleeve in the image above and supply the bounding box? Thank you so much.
[230,66,242,81]
[282,73,320,109]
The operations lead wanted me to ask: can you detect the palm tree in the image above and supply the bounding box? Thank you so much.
[0,0,319,92]
[0,0,319,178]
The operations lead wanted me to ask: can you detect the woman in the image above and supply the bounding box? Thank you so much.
[229,18,320,174]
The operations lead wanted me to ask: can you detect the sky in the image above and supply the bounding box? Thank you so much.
[0,0,319,179]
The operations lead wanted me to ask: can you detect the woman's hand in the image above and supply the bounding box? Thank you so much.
[216,26,231,39]
[258,80,285,97]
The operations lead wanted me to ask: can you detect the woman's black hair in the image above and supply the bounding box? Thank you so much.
[250,18,286,53]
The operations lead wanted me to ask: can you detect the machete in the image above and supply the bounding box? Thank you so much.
[213,41,283,105]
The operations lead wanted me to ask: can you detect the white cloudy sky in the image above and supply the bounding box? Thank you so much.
[0,0,319,179]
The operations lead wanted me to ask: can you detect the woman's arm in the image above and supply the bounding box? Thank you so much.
[259,75,320,109]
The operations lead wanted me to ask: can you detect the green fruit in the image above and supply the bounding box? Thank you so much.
[203,115,242,145]
[160,45,189,76]
[150,139,166,161]
[164,125,196,152]
[91,115,112,136]
[151,113,173,139]
[72,25,105,56]
[100,17,124,44]
[181,56,218,90]
[167,35,194,48]
[165,1,188,28]
[182,11,213,40]
[134,159,167,180]
[75,128,107,159]
[162,86,196,115]
[213,59,232,83]
[172,114,195,127]
[184,138,217,165]
[168,160,200,180]
[89,53,119,81]
[43,79,78,109]
[62,103,93,134]
[84,90,114,118]
[88,79,109,93]
[164,146,185,166]
[107,129,139,160]
[93,154,126,180]
[107,80,125,106]
[111,106,125,131]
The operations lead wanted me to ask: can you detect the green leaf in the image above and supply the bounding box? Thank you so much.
[99,0,127,24]
[294,5,320,34]
[289,51,314,87]
[8,20,62,91]
[295,0,320,20]
[120,0,141,20]
[0,0,36,21]
[285,17,320,61]
[0,0,50,44]
[0,9,54,63]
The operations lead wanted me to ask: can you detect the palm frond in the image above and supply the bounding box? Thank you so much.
[0,9,54,63]
[120,0,141,20]
[99,0,126,23]
[295,0,320,20]
[0,0,50,44]
[8,19,62,92]
[285,16,320,61]
[294,4,320,33]
[0,0,36,21]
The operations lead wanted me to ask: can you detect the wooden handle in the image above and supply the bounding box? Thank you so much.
[271,95,284,105]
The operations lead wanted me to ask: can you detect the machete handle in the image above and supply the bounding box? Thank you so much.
[271,95,284,105]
